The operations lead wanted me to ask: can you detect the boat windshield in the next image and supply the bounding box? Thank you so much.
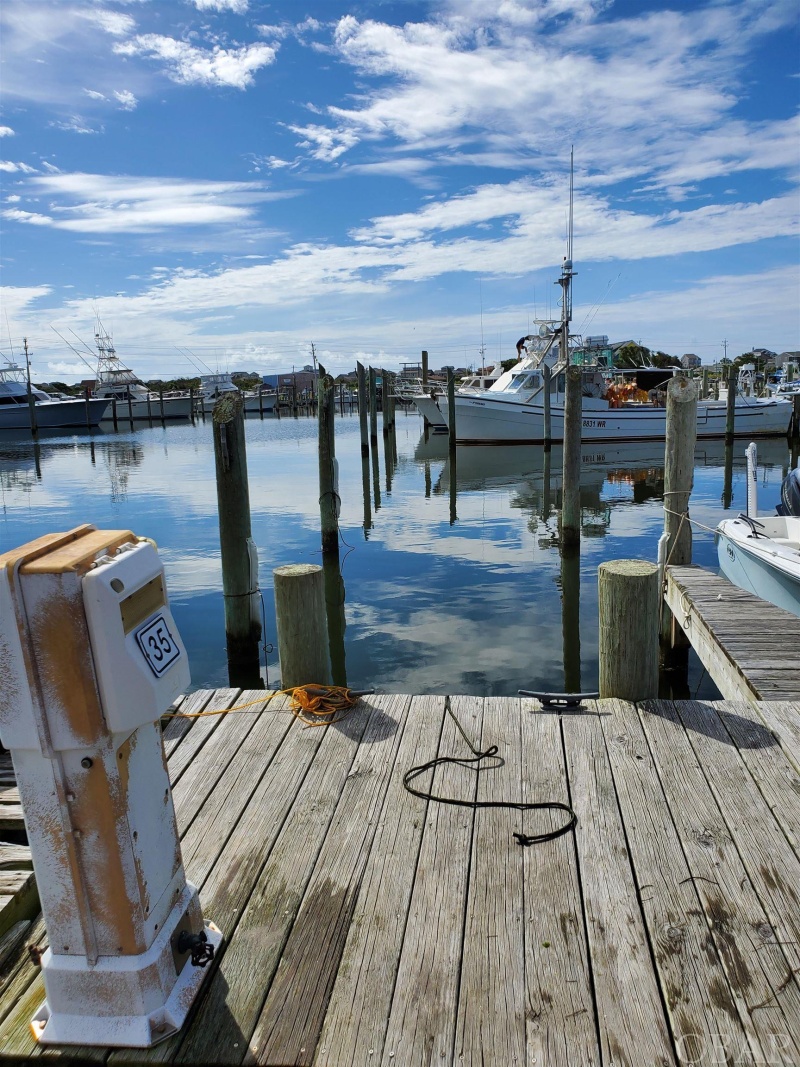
[505,372,541,393]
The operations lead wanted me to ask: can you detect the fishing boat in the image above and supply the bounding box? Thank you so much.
[410,362,509,428]
[94,328,192,421]
[716,442,800,618]
[196,372,277,415]
[412,156,793,444]
[0,360,110,430]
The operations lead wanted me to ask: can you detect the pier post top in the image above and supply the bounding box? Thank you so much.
[273,563,322,577]
[599,559,658,577]
[666,376,700,401]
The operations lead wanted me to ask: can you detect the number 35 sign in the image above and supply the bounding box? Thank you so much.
[135,613,181,677]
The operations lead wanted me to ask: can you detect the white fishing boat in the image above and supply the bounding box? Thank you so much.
[196,372,277,414]
[94,328,192,421]
[0,360,110,430]
[716,442,800,618]
[413,156,793,444]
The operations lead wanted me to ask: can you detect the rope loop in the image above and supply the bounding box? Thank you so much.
[402,696,577,848]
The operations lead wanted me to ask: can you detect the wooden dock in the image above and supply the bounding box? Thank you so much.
[665,565,800,701]
[0,690,799,1065]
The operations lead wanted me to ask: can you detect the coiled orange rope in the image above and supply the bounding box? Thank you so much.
[163,684,363,728]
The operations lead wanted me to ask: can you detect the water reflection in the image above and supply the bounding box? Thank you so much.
[1,415,793,697]
[323,549,348,687]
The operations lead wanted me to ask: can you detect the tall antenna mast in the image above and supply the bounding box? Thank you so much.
[479,279,486,369]
[557,147,576,366]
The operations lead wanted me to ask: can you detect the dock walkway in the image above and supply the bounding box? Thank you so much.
[665,564,800,701]
[0,690,799,1065]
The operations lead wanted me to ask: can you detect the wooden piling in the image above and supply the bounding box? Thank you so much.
[598,560,659,700]
[542,364,552,452]
[369,366,378,444]
[701,366,709,400]
[322,553,347,687]
[661,376,698,645]
[317,365,338,558]
[159,387,165,421]
[725,366,737,442]
[111,397,118,430]
[371,442,381,511]
[791,394,800,439]
[382,369,390,438]
[561,544,581,693]
[146,392,153,423]
[212,392,262,688]
[663,376,698,567]
[722,439,734,510]
[361,452,372,536]
[561,364,582,546]
[84,387,91,429]
[421,350,429,390]
[447,368,456,452]
[127,392,134,425]
[357,361,369,458]
[273,564,331,688]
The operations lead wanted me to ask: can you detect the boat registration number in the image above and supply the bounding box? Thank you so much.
[582,419,606,429]
[135,613,181,677]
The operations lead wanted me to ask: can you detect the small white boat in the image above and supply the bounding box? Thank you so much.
[0,361,110,430]
[716,442,800,618]
[94,328,192,421]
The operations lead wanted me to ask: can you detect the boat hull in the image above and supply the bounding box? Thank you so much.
[101,396,193,421]
[199,393,277,414]
[0,397,111,430]
[443,393,793,443]
[716,521,800,619]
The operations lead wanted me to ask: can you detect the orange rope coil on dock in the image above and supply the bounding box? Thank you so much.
[163,684,364,727]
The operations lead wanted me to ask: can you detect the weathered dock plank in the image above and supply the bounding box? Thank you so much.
[454,696,526,1067]
[248,694,410,1067]
[315,695,441,1066]
[640,700,800,1061]
[174,694,380,1066]
[672,701,800,987]
[562,707,677,1067]
[381,695,484,1066]
[606,698,791,1064]
[0,752,24,832]
[520,700,599,1067]
[665,566,800,701]
[0,694,798,1066]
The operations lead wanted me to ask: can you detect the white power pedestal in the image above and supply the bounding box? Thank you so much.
[0,525,222,1047]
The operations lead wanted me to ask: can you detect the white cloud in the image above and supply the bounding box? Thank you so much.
[50,119,100,134]
[285,3,797,200]
[114,90,138,110]
[2,208,53,225]
[7,172,281,234]
[77,9,136,38]
[46,360,90,375]
[0,127,15,137]
[113,34,277,89]
[192,0,249,13]
[0,161,36,173]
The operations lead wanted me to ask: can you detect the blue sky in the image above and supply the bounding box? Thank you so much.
[0,0,798,382]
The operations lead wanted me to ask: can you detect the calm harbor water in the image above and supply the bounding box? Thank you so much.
[1,411,793,698]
